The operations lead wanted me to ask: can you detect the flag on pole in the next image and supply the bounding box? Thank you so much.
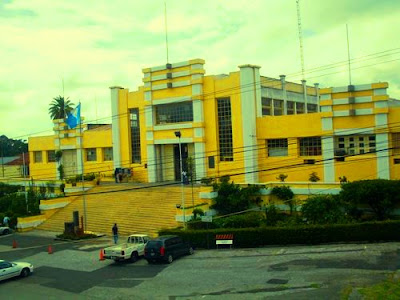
[66,103,81,129]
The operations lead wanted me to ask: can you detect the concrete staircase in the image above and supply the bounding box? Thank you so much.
[37,183,206,237]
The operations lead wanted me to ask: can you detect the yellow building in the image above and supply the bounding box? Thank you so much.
[28,58,400,185]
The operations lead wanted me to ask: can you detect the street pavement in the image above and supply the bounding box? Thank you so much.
[1,230,400,299]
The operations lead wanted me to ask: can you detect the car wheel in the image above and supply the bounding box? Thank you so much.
[20,268,30,277]
[188,247,194,255]
[3,229,9,235]
[130,252,139,262]
[167,254,173,264]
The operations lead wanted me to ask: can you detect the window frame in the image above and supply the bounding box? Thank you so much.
[34,151,42,163]
[155,101,193,124]
[103,147,113,161]
[299,137,322,156]
[217,97,234,162]
[47,150,55,163]
[86,148,97,162]
[267,139,288,157]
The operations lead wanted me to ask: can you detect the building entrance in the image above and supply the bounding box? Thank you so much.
[174,143,188,181]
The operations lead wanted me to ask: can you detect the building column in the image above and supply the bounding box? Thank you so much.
[314,83,320,112]
[376,132,390,179]
[194,142,206,180]
[239,64,261,184]
[110,86,123,169]
[302,80,308,113]
[147,144,157,183]
[280,75,287,115]
[322,136,335,183]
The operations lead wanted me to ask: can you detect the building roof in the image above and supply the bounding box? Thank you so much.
[1,153,29,165]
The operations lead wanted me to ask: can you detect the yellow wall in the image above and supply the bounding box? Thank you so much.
[29,135,57,181]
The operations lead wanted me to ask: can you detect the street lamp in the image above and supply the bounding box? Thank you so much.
[174,131,186,229]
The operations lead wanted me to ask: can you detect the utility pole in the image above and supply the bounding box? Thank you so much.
[22,152,28,212]
[1,144,4,177]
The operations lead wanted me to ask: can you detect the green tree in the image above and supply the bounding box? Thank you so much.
[210,176,261,215]
[48,96,74,120]
[301,195,345,224]
[0,135,28,156]
[271,186,295,214]
[340,179,400,220]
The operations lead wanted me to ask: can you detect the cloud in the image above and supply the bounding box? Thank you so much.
[0,0,399,139]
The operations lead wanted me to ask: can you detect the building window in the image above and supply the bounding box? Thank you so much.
[296,102,304,114]
[34,151,42,163]
[155,101,193,124]
[287,101,294,115]
[47,150,55,163]
[262,97,272,116]
[334,134,376,155]
[217,98,233,161]
[130,108,141,163]
[392,133,400,155]
[299,137,322,156]
[273,99,284,116]
[307,103,318,113]
[103,147,113,161]
[267,139,288,157]
[86,148,97,161]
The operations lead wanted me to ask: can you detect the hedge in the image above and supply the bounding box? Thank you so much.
[159,220,400,249]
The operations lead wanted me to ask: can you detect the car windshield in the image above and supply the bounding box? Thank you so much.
[128,237,145,243]
[146,241,162,248]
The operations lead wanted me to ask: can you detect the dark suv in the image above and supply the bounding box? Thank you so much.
[144,235,194,264]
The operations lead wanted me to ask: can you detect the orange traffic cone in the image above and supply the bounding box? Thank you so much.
[99,249,105,261]
[48,245,53,254]
[12,240,17,248]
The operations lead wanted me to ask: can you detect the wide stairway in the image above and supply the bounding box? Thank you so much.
[37,183,206,237]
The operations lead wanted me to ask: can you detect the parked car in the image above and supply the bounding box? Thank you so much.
[0,260,33,281]
[144,235,194,264]
[103,234,150,262]
[0,227,12,235]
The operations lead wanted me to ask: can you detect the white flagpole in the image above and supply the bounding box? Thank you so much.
[78,102,88,232]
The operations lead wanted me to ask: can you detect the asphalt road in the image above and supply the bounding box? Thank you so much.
[1,231,400,299]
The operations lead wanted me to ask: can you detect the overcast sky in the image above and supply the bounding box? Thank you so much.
[1,0,399,140]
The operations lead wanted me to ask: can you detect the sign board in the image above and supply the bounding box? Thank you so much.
[201,216,213,223]
[216,240,233,245]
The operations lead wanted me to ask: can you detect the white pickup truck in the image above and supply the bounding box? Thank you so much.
[103,234,150,262]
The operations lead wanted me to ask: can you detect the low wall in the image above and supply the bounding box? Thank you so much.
[16,215,47,231]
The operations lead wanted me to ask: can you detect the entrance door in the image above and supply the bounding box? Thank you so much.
[174,143,188,181]
[62,150,77,178]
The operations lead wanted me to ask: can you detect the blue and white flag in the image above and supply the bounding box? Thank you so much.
[66,103,81,129]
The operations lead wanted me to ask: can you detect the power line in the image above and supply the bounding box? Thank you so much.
[8,45,400,141]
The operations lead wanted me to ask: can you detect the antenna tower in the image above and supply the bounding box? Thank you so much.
[296,0,305,80]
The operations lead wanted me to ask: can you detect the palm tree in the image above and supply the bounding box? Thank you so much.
[48,96,74,120]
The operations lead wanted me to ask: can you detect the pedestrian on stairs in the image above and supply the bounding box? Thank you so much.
[112,223,119,244]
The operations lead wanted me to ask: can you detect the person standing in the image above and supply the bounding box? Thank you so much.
[114,169,119,183]
[112,223,118,244]
[3,215,10,227]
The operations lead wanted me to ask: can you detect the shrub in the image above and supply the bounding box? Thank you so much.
[210,176,261,215]
[301,195,345,224]
[276,174,288,182]
[160,220,400,249]
[265,204,281,226]
[213,212,265,228]
[340,179,400,220]
[309,172,320,182]
[200,177,214,186]
[192,208,204,220]
[271,186,295,213]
